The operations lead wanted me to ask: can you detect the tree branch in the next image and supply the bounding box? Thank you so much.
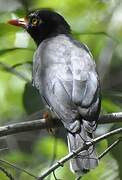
[0,113,121,179]
[38,128,122,179]
[0,112,122,138]
[98,137,121,160]
[0,159,37,178]
[99,112,122,123]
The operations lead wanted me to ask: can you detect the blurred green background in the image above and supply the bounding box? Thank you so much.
[0,0,122,179]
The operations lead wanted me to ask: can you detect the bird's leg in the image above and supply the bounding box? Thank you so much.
[43,111,56,135]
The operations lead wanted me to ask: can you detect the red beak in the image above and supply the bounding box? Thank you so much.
[8,18,28,28]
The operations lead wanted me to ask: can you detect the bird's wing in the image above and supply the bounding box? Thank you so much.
[72,64,99,107]
[69,39,100,119]
[32,35,100,126]
[32,49,42,89]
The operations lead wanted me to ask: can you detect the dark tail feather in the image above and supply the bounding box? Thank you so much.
[67,120,98,177]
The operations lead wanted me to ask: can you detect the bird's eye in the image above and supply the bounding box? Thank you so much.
[31,17,39,26]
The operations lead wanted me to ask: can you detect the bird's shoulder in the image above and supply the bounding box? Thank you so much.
[46,35,91,53]
[36,34,91,57]
[36,34,95,66]
[33,34,97,82]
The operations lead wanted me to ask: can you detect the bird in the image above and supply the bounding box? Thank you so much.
[8,9,101,178]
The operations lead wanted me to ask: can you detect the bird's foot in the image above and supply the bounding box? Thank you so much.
[43,111,56,135]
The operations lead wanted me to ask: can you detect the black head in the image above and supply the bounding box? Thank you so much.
[8,9,71,46]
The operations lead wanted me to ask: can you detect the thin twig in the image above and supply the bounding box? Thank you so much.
[0,112,122,138]
[52,171,60,180]
[0,159,37,178]
[49,137,58,167]
[38,128,122,179]
[73,31,119,43]
[98,137,122,160]
[0,61,30,82]
[11,61,32,68]
[0,166,14,180]
[0,148,8,152]
[48,137,58,180]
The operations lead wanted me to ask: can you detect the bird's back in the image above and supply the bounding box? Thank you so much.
[32,34,97,91]
[32,34,100,128]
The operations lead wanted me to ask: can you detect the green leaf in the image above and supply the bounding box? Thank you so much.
[102,98,121,113]
[34,136,68,159]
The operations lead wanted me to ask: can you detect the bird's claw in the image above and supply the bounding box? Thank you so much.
[43,111,56,135]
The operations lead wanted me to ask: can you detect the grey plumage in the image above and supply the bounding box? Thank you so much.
[8,8,101,178]
[32,34,101,176]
